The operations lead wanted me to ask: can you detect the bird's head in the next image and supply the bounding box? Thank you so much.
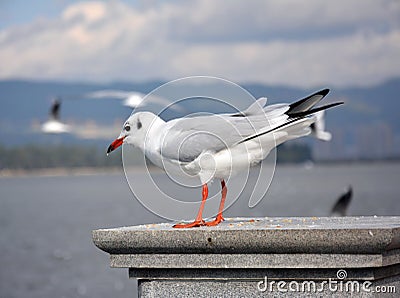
[107,112,161,154]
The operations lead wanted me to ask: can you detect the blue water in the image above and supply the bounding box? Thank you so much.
[1,162,399,298]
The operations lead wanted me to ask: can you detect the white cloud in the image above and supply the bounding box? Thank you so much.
[62,1,107,23]
[0,0,399,88]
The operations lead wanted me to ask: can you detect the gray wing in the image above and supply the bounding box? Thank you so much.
[160,100,289,162]
[161,115,243,162]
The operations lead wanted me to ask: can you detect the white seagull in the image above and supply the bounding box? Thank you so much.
[85,89,183,111]
[41,98,70,134]
[107,89,343,228]
[85,90,145,108]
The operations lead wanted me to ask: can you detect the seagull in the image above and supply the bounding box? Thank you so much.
[107,89,343,228]
[85,89,183,111]
[331,186,353,216]
[85,90,145,108]
[41,98,70,134]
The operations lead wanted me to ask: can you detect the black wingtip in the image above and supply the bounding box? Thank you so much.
[288,88,331,115]
[308,88,330,99]
[319,88,330,96]
[288,101,344,118]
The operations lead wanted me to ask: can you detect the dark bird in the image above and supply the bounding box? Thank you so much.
[50,98,61,120]
[41,98,70,134]
[331,186,353,216]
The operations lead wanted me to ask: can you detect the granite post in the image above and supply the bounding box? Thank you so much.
[93,217,400,297]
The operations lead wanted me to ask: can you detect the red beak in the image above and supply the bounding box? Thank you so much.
[107,137,125,154]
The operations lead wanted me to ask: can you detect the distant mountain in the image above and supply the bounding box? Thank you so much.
[0,78,399,159]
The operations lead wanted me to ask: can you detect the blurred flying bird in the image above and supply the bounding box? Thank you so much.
[85,89,183,111]
[41,98,70,134]
[331,186,353,216]
[85,90,144,108]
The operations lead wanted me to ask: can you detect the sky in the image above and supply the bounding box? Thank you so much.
[0,0,399,88]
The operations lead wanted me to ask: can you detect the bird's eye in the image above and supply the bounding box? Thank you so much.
[137,121,142,129]
[124,125,131,132]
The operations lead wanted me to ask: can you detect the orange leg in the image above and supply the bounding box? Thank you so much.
[205,180,227,226]
[173,184,208,228]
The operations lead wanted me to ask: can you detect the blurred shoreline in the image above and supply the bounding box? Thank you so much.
[0,167,124,178]
[1,160,398,178]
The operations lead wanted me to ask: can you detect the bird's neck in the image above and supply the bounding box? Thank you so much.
[142,116,166,168]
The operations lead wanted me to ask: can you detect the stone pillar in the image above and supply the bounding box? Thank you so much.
[93,217,400,297]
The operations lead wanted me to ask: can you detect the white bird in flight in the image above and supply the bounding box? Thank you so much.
[41,98,70,134]
[85,89,183,111]
[85,90,145,108]
[107,89,342,228]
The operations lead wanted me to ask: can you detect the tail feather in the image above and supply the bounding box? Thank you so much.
[237,89,342,145]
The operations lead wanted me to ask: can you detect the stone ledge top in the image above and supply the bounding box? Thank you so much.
[93,216,400,255]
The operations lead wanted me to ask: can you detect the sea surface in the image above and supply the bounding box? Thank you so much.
[1,162,400,298]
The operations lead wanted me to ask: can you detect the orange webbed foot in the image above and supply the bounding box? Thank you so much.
[204,215,224,227]
[173,220,205,228]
